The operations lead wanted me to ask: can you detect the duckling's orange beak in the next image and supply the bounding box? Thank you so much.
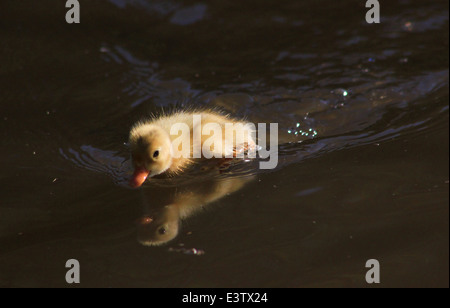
[129,167,150,188]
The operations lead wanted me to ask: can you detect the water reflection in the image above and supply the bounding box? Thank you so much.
[61,143,255,246]
[137,174,254,246]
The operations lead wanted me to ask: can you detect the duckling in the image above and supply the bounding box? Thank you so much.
[128,109,256,187]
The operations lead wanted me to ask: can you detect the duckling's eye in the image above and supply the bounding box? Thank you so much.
[158,227,166,235]
[153,150,159,158]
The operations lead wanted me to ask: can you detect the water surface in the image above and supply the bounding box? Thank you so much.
[0,0,448,287]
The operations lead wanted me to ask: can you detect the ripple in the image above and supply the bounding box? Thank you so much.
[108,0,180,16]
[58,31,449,189]
[170,4,207,26]
[59,144,259,188]
[59,145,131,186]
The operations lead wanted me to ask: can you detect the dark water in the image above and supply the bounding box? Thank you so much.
[0,0,448,287]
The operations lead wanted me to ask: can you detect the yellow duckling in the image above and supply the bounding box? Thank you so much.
[128,109,255,187]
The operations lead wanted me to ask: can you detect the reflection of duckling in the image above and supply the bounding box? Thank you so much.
[137,205,179,246]
[137,176,253,246]
[129,110,255,187]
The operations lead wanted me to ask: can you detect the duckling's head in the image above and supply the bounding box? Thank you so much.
[129,124,173,188]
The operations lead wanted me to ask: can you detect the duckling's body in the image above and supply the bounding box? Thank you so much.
[129,109,255,187]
